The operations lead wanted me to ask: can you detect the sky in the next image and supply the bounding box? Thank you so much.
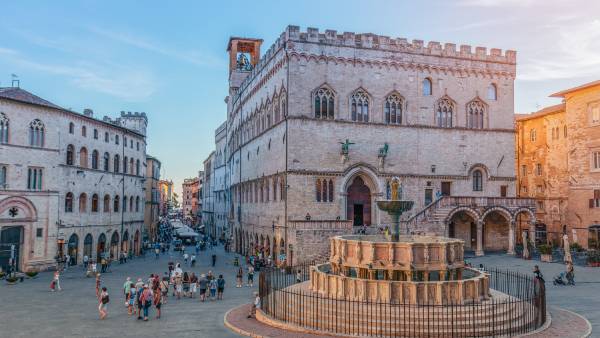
[1,0,599,199]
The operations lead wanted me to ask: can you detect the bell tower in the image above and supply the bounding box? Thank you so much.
[227,37,263,92]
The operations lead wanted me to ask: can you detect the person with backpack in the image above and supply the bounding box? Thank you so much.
[153,284,163,319]
[217,275,225,300]
[98,287,109,320]
[140,284,153,321]
[136,283,144,320]
[128,283,136,316]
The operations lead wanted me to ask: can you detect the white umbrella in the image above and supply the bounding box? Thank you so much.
[522,231,530,259]
[563,233,572,263]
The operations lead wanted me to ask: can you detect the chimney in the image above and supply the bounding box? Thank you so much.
[83,109,94,117]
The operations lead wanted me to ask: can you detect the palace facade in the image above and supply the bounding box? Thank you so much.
[0,87,147,272]
[218,26,536,264]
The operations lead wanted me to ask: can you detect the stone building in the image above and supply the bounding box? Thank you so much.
[158,179,173,216]
[196,171,204,225]
[222,26,535,264]
[182,177,199,224]
[144,155,161,241]
[0,87,147,272]
[516,80,600,249]
[202,152,215,235]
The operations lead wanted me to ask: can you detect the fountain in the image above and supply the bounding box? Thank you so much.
[376,177,414,240]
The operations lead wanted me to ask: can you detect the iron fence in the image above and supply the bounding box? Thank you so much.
[259,263,546,337]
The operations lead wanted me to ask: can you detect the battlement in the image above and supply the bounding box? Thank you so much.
[284,26,516,64]
[120,110,148,122]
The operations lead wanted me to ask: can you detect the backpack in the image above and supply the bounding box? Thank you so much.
[102,294,109,304]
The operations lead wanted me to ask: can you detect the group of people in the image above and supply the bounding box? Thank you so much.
[168,262,226,301]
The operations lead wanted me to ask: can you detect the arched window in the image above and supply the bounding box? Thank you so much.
[281,96,287,118]
[91,194,99,212]
[79,147,88,167]
[104,132,109,142]
[487,84,497,101]
[114,195,120,212]
[129,196,133,212]
[29,119,45,147]
[436,97,454,128]
[273,177,277,201]
[0,112,9,143]
[93,129,98,139]
[136,159,140,176]
[322,178,328,202]
[473,170,483,191]
[274,95,280,123]
[423,78,432,96]
[385,94,403,124]
[79,193,87,212]
[115,135,119,145]
[350,90,369,122]
[314,87,335,119]
[81,126,87,137]
[91,150,99,169]
[103,152,109,171]
[129,158,134,175]
[103,194,110,212]
[114,154,120,173]
[316,179,322,202]
[65,192,73,212]
[0,166,6,189]
[66,144,75,165]
[467,99,486,129]
[123,156,128,173]
[69,122,74,134]
[280,176,285,201]
[135,196,140,212]
[123,196,128,212]
[328,179,334,202]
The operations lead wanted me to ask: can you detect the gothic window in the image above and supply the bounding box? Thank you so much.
[91,194,99,212]
[316,179,322,202]
[66,145,75,165]
[0,112,8,143]
[114,154,120,173]
[79,147,88,168]
[136,159,140,176]
[65,192,73,212]
[274,96,280,123]
[266,179,270,202]
[314,87,335,119]
[487,84,497,101]
[114,195,120,212]
[69,122,74,134]
[267,101,272,128]
[129,195,133,211]
[129,158,134,175]
[29,119,45,147]
[322,179,328,202]
[103,194,110,212]
[103,152,109,171]
[472,170,483,191]
[123,196,128,212]
[435,97,454,128]
[351,90,369,122]
[115,135,119,145]
[123,156,128,173]
[91,150,99,169]
[27,167,42,190]
[79,193,87,212]
[82,126,87,137]
[135,196,140,212]
[328,179,334,202]
[104,132,109,142]
[423,78,432,96]
[467,99,485,129]
[0,166,6,189]
[280,176,285,201]
[281,95,287,118]
[94,129,98,139]
[385,94,403,124]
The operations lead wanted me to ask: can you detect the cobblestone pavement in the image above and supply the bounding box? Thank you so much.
[0,245,257,338]
[0,251,596,337]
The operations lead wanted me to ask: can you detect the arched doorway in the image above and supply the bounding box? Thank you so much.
[67,234,79,266]
[122,231,129,255]
[0,226,23,272]
[134,230,140,256]
[110,232,119,260]
[482,210,511,251]
[83,234,93,260]
[448,210,479,250]
[97,233,106,262]
[346,176,372,226]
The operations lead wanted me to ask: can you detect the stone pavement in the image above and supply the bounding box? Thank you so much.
[0,245,257,338]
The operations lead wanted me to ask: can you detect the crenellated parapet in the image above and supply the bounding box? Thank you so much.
[284,25,516,64]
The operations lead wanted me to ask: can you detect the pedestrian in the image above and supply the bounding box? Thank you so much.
[123,277,132,306]
[236,267,243,288]
[140,284,153,321]
[174,272,183,299]
[207,270,214,281]
[191,254,196,267]
[50,270,61,292]
[247,292,260,318]
[209,277,217,300]
[183,252,189,265]
[83,254,89,269]
[154,283,163,319]
[101,257,107,273]
[566,262,575,285]
[95,274,102,297]
[136,283,144,320]
[247,265,254,287]
[190,272,198,298]
[183,272,190,297]
[160,275,169,304]
[198,273,208,302]
[296,270,302,283]
[212,253,217,267]
[217,274,225,300]
[91,260,97,275]
[65,254,70,270]
[98,287,109,320]
[128,283,136,316]
[155,247,160,260]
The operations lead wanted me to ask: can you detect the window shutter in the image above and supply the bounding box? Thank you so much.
[590,199,595,208]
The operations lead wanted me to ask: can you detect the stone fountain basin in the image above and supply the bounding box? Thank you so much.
[376,200,414,214]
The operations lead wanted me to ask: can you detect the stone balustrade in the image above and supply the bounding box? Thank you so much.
[289,220,353,230]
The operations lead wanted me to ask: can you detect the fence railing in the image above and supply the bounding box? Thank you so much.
[259,263,546,337]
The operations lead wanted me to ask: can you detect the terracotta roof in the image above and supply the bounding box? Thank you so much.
[515,103,565,121]
[550,80,600,97]
[0,87,63,110]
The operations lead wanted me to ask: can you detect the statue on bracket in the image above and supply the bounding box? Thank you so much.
[378,143,389,168]
[340,139,355,164]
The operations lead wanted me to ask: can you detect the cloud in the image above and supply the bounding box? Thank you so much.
[88,26,223,67]
[0,48,157,100]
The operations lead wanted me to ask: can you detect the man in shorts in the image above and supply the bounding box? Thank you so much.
[198,274,208,302]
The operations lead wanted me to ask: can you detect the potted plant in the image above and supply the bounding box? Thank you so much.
[587,250,600,267]
[25,270,38,279]
[570,242,584,253]
[0,271,5,280]
[538,244,553,262]
[5,275,18,285]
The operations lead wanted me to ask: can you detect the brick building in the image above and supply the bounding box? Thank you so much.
[220,26,535,264]
[145,155,161,241]
[182,177,200,224]
[516,80,600,249]
[0,86,147,272]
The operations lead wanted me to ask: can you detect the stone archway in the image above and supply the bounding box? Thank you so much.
[67,233,79,266]
[340,165,381,226]
[0,196,38,271]
[481,209,512,252]
[448,210,479,250]
[346,177,372,226]
[97,233,106,262]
